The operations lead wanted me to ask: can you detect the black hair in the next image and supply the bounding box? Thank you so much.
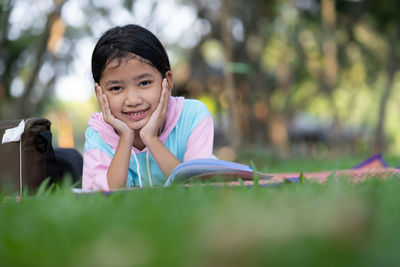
[91,24,171,83]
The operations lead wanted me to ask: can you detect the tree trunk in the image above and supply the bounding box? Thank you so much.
[15,1,65,118]
[321,0,337,93]
[221,0,241,151]
[0,1,13,119]
[373,28,398,153]
[321,0,341,142]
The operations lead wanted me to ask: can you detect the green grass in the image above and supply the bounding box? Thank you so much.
[1,154,400,266]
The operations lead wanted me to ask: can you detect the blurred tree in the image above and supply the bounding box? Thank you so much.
[0,0,67,119]
[0,0,140,119]
[2,0,400,156]
[220,0,241,150]
[367,0,400,153]
[334,0,400,152]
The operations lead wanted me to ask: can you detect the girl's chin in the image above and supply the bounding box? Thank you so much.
[125,119,148,131]
[127,124,145,131]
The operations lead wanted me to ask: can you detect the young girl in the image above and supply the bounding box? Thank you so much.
[82,24,214,190]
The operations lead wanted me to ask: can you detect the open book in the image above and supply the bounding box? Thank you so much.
[164,158,272,186]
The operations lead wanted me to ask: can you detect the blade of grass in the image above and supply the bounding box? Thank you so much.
[299,172,305,185]
[35,178,51,197]
[250,160,260,187]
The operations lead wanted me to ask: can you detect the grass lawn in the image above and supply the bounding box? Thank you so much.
[1,153,400,266]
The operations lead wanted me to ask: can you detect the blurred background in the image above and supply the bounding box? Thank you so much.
[1,0,400,161]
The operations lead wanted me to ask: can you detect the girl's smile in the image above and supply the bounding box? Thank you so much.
[123,108,148,121]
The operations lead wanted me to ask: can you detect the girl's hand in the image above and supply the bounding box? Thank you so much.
[94,83,134,139]
[140,78,170,143]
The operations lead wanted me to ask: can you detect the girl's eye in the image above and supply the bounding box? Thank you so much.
[109,86,122,91]
[139,80,152,87]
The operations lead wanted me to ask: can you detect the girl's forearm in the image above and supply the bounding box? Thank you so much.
[145,137,181,178]
[107,135,133,189]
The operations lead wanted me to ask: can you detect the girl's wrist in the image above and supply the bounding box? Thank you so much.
[141,134,160,148]
[119,131,135,144]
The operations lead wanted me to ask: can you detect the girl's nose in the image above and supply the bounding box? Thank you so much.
[124,88,142,106]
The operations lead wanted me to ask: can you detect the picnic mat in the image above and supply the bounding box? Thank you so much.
[217,153,400,187]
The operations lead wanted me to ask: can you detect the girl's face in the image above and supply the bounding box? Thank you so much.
[99,55,172,131]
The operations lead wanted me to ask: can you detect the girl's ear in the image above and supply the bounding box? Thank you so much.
[165,71,173,93]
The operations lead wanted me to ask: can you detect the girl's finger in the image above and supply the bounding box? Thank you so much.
[161,79,168,99]
[94,84,102,103]
[102,94,112,117]
[95,83,113,122]
[154,79,167,116]
[161,79,169,113]
[95,85,106,115]
[95,84,105,106]
[96,85,107,114]
[164,78,168,90]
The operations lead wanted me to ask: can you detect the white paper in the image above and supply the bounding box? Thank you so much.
[72,188,97,194]
[1,120,25,144]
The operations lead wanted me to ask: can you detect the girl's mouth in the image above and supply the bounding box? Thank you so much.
[124,109,148,121]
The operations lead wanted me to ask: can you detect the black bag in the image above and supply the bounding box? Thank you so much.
[0,118,58,195]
